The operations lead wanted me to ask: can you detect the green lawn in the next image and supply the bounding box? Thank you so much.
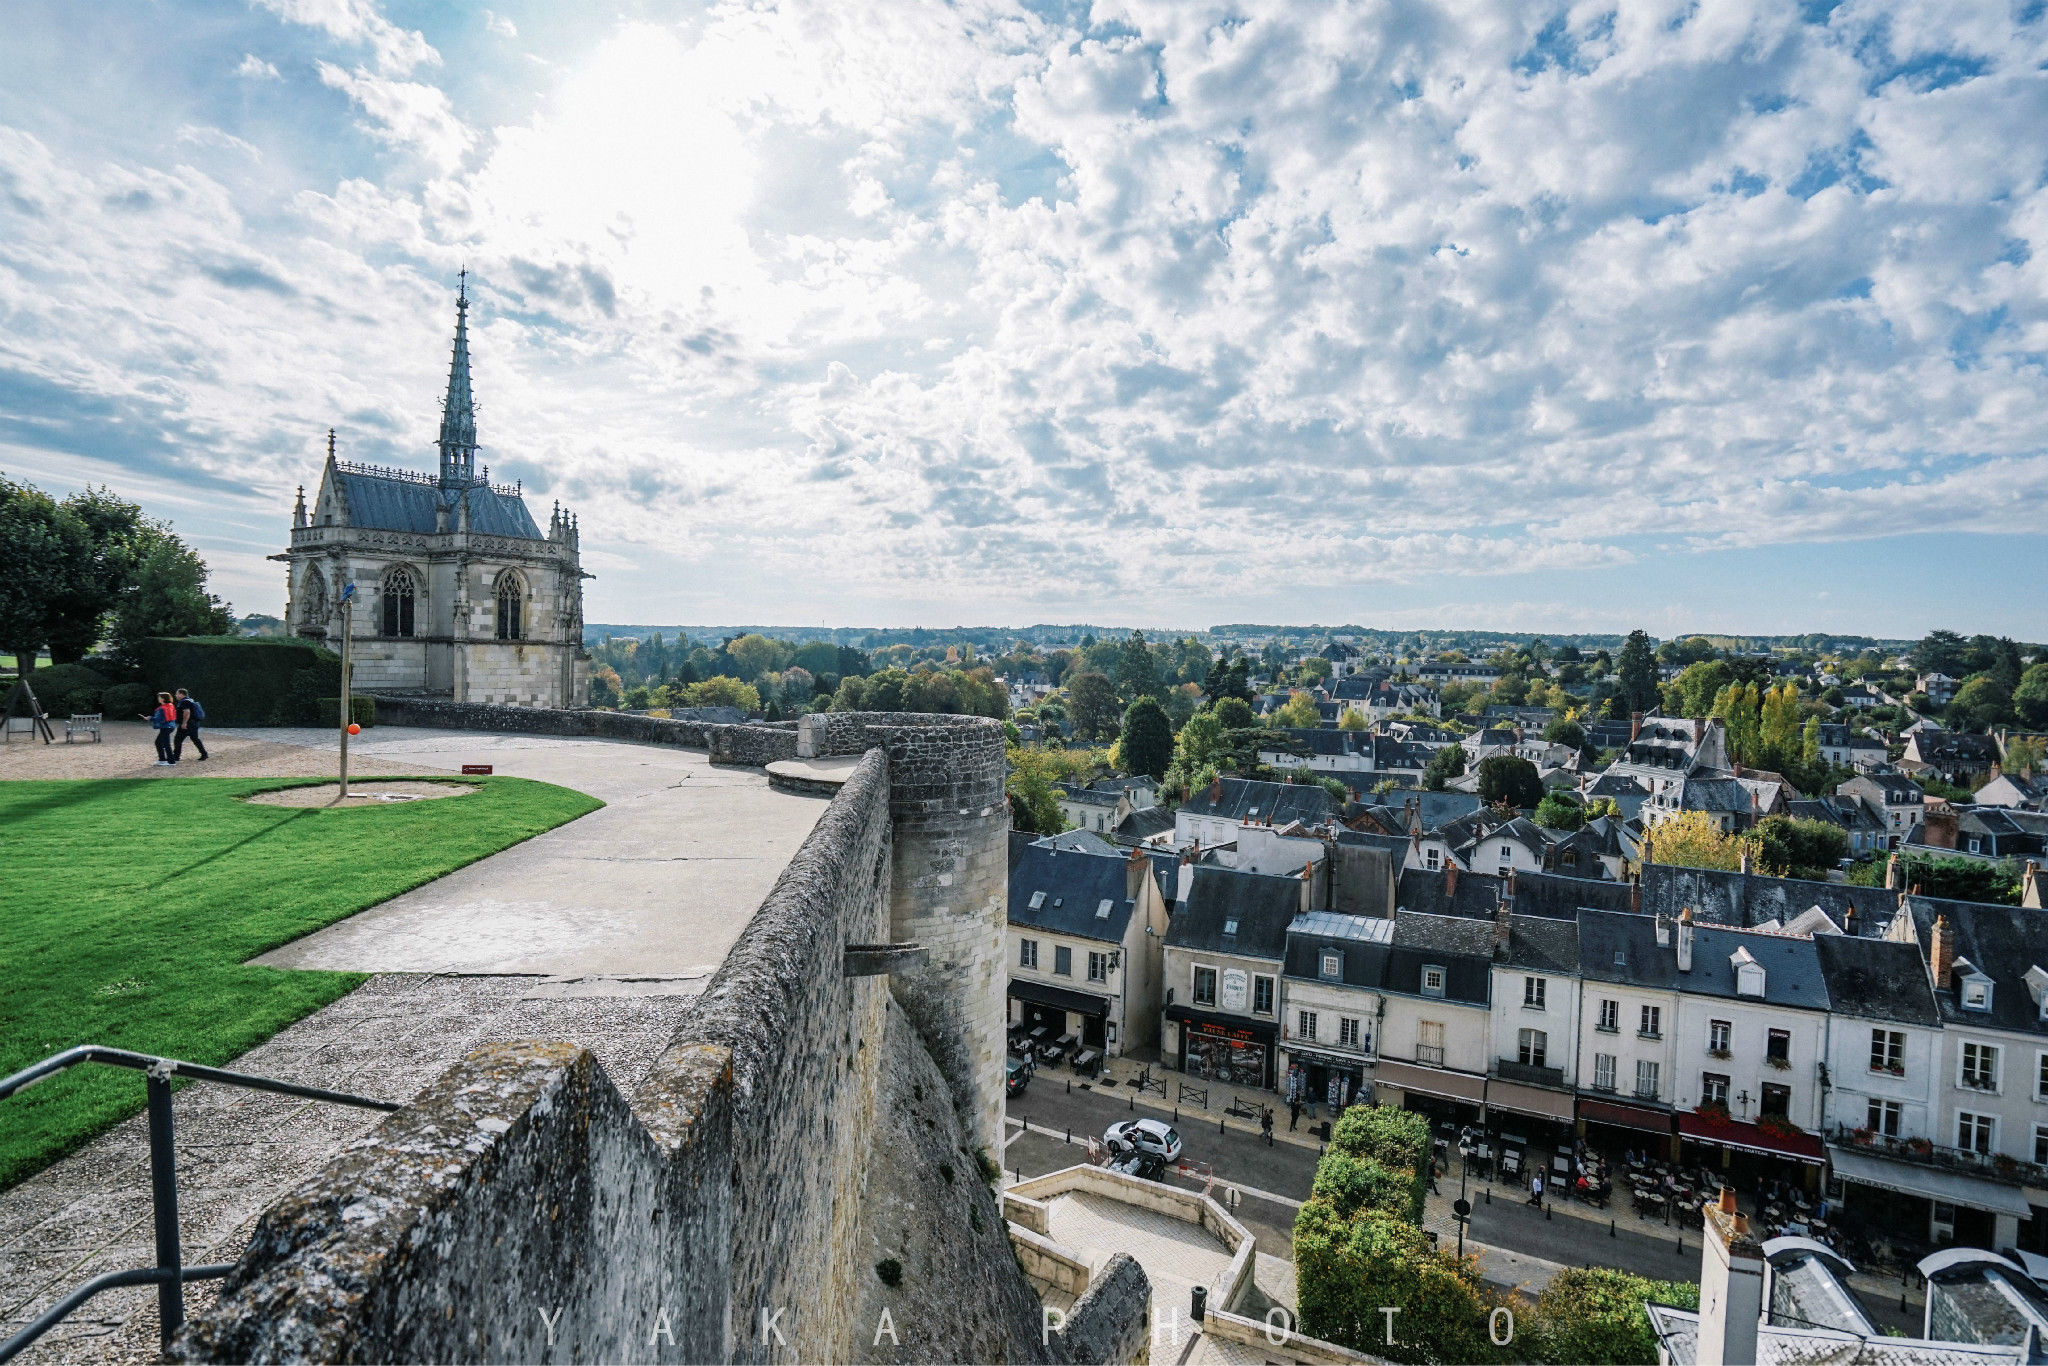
[0,776,602,1187]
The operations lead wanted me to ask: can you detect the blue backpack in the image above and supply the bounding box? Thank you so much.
[186,697,205,722]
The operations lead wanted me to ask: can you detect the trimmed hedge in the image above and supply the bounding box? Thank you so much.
[102,682,154,720]
[132,637,342,727]
[15,664,111,717]
[318,697,377,728]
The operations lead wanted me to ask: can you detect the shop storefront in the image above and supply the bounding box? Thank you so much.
[1827,1144,2033,1250]
[1371,1057,1485,1127]
[1485,1078,1576,1144]
[1678,1111,1825,1189]
[1008,979,1111,1052]
[1167,1006,1276,1090]
[1284,1046,1371,1114]
[1578,1098,1679,1157]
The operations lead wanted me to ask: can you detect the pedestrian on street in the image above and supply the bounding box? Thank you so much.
[1529,1172,1544,1208]
[1288,1097,1300,1132]
[173,688,208,762]
[1260,1108,1274,1147]
[149,692,177,766]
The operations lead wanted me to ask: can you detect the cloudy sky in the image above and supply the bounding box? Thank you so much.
[2,0,2044,637]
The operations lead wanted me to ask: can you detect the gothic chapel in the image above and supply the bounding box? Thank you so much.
[278,276,589,707]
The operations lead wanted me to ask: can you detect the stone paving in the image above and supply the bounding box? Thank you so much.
[0,975,697,1364]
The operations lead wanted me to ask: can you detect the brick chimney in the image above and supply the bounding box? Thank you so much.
[1630,872,1642,913]
[1677,907,1694,972]
[1127,844,1150,904]
[1445,863,1459,899]
[1930,915,1956,990]
[1208,773,1223,805]
[1923,806,1958,850]
[1631,711,1644,742]
[2025,860,2041,911]
[1884,852,1901,892]
[1505,866,1518,900]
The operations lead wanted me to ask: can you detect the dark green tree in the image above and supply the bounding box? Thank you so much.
[1616,629,1660,714]
[46,486,145,662]
[1118,698,1174,780]
[2015,663,2048,728]
[1476,755,1543,810]
[0,477,77,668]
[1202,655,1254,706]
[1115,629,1161,701]
[1213,696,1255,731]
[1533,793,1584,830]
[1065,671,1121,740]
[1422,745,1466,791]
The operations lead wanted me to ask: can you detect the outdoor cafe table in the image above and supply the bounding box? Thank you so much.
[1073,1049,1098,1071]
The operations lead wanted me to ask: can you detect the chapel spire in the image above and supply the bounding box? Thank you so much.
[437,269,478,486]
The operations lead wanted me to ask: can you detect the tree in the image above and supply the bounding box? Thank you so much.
[1848,853,2022,904]
[1534,793,1584,830]
[46,486,145,662]
[1476,755,1543,810]
[1202,655,1254,706]
[1542,717,1586,752]
[1005,748,1066,834]
[1115,630,1160,701]
[1423,745,1466,791]
[1213,696,1255,731]
[1617,630,1660,714]
[1276,690,1321,729]
[1118,698,1174,780]
[0,476,75,668]
[1162,711,1225,797]
[1675,660,1733,718]
[1949,676,2014,732]
[108,525,232,663]
[1524,1268,1700,1366]
[678,675,761,713]
[1912,629,1969,677]
[1066,671,1121,740]
[1337,707,1368,731]
[588,664,623,708]
[1642,811,1742,872]
[2011,664,2048,727]
[2005,734,2047,774]
[1746,816,1848,879]
[724,633,781,680]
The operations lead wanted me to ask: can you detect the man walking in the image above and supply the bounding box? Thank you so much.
[1288,1096,1301,1132]
[1260,1107,1274,1147]
[173,688,208,762]
[1529,1171,1544,1208]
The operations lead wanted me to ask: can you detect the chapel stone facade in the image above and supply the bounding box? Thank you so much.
[278,278,589,708]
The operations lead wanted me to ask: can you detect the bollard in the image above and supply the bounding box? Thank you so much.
[1610,1220,1617,1239]
[1485,1187,1492,1206]
[1174,1108,1179,1123]
[1900,1292,1908,1314]
[1221,1117,1227,1135]
[1066,1080,1071,1095]
[1065,1127,1071,1144]
[1130,1095,1135,1111]
[1676,1237,1684,1256]
[1546,1205,1552,1221]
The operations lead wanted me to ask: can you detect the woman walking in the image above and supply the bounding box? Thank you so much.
[151,692,178,766]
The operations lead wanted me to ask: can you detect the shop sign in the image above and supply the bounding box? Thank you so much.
[1220,968,1249,1012]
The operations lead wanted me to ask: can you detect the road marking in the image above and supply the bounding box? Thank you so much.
[1003,1117,1304,1209]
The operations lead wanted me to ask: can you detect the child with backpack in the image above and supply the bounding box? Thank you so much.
[150,692,177,766]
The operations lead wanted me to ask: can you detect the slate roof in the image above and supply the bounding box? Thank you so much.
[1056,784,1124,808]
[1178,777,1339,827]
[1267,727,1363,758]
[1505,915,1580,974]
[1386,912,1493,1004]
[1678,775,1753,815]
[1578,909,1682,988]
[1008,844,1135,944]
[1812,934,1941,1026]
[333,469,544,540]
[1114,806,1175,843]
[1897,901,2048,1034]
[1396,867,1504,919]
[1146,850,1182,907]
[1636,866,1901,935]
[1037,829,1119,856]
[1164,865,1299,961]
[1684,923,1830,1011]
[1284,912,1396,988]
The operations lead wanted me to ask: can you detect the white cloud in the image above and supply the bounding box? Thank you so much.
[235,54,281,80]
[0,0,2044,630]
[250,0,437,75]
[483,11,517,39]
[316,62,473,173]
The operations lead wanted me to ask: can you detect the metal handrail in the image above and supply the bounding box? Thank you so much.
[0,1045,400,1362]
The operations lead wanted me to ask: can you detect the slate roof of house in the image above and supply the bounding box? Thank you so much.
[1395,867,1505,919]
[1036,829,1119,856]
[1577,909,1681,988]
[1587,771,1648,797]
[1091,776,1157,797]
[1677,775,1753,815]
[1896,901,2048,1034]
[1843,774,1924,805]
[1359,791,1484,831]
[1114,806,1176,843]
[1634,865,1900,934]
[1386,912,1494,1004]
[1505,915,1580,974]
[1163,865,1299,961]
[332,469,544,540]
[1473,816,1551,856]
[1056,784,1124,808]
[1911,731,2002,764]
[1683,923,1831,1011]
[1146,850,1182,907]
[1284,912,1396,988]
[1178,777,1339,827]
[1812,934,1941,1026]
[1267,727,1363,758]
[1008,844,1135,944]
[1336,829,1412,858]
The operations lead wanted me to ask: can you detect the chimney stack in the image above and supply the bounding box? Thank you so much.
[1127,844,1149,904]
[1697,1187,1764,1366]
[1677,908,1694,972]
[1885,853,1901,892]
[1630,873,1642,914]
[1631,711,1644,742]
[1694,716,1705,745]
[2024,860,2042,911]
[1445,863,1459,899]
[1506,866,1518,899]
[1738,844,1752,876]
[1655,913,1671,948]
[1494,893,1513,958]
[1930,915,1956,990]
[1209,774,1223,805]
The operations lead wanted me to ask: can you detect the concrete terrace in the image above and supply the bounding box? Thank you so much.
[1,725,830,1361]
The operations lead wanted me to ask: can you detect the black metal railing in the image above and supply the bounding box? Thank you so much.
[0,1045,400,1362]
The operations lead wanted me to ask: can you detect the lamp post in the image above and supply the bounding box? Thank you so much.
[334,582,354,804]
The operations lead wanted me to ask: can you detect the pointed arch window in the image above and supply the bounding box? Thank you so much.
[381,567,417,638]
[495,573,523,641]
[299,569,327,631]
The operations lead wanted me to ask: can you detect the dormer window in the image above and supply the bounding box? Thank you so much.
[1321,951,1343,981]
[1422,965,1446,997]
[1028,891,1045,910]
[1096,899,1114,919]
[1223,918,1239,936]
[1962,973,1993,1013]
[1732,947,1765,999]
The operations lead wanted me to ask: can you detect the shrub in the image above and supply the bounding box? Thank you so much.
[1311,1148,1422,1224]
[131,637,341,727]
[1294,1198,1507,1364]
[1331,1103,1430,1173]
[101,682,154,720]
[1522,1267,1700,1365]
[24,662,110,715]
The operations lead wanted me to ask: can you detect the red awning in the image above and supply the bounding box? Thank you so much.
[1677,1112,1824,1164]
[1578,1098,1675,1136]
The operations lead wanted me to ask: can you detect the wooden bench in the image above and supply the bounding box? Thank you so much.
[65,713,102,743]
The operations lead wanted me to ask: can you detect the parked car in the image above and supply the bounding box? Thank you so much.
[1006,1056,1030,1097]
[1103,1118,1182,1165]
[1109,1149,1167,1182]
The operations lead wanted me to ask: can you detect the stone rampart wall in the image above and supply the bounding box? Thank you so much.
[366,695,799,765]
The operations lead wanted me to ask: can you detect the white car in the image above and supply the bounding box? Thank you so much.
[1103,1118,1183,1165]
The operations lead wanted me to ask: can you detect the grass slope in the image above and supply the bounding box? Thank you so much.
[0,776,602,1187]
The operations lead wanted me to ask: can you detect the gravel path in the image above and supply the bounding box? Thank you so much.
[0,722,426,782]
